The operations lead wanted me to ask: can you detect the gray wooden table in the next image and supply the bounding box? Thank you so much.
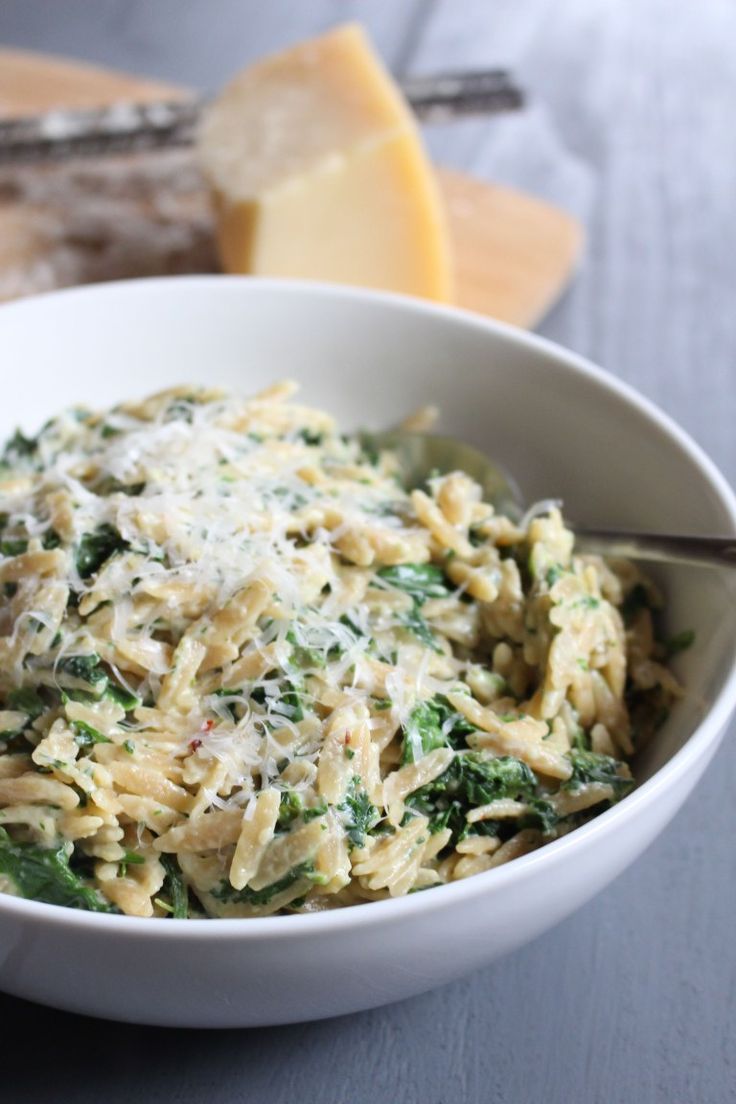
[1,2,734,1101]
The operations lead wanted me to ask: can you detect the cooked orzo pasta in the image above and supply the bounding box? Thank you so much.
[0,383,685,917]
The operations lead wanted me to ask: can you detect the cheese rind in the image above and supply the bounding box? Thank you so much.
[198,24,452,301]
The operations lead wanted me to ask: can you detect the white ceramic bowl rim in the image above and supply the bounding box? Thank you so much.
[1,275,735,940]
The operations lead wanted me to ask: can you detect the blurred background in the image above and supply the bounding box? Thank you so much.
[1,1,733,474]
[0,3,734,1103]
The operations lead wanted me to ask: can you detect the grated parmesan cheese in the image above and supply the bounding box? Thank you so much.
[0,383,680,918]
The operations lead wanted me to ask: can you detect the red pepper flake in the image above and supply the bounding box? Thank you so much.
[188,738,202,752]
[201,719,215,732]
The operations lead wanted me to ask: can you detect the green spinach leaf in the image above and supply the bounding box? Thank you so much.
[398,607,442,653]
[340,778,380,847]
[71,720,112,747]
[565,750,633,800]
[212,861,323,907]
[0,829,114,911]
[406,753,537,843]
[76,524,128,579]
[377,563,449,604]
[160,854,189,919]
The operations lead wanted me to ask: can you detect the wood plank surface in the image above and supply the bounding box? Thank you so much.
[0,46,184,112]
[0,3,734,1104]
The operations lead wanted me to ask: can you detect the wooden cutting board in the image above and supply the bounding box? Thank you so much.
[0,47,583,327]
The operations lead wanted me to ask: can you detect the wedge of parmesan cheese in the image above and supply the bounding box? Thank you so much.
[197,23,452,301]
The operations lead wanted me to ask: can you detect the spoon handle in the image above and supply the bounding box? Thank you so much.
[573,528,736,568]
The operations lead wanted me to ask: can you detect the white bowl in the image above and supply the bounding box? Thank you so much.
[0,277,734,1028]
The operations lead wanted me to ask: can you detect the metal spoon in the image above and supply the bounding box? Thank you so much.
[358,430,736,569]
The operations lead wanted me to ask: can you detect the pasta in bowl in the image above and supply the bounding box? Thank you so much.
[0,381,682,919]
[0,277,733,1026]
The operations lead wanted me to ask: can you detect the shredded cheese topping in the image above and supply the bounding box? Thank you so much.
[0,383,682,918]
